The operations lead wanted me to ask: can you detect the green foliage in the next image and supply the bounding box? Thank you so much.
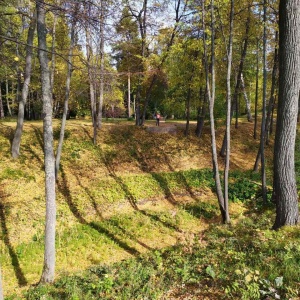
[25,214,300,299]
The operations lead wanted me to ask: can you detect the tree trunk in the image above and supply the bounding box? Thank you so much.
[50,9,58,115]
[265,31,279,145]
[253,38,260,139]
[259,0,267,202]
[36,0,56,283]
[273,0,300,229]
[128,72,131,118]
[5,78,12,117]
[240,73,252,122]
[224,0,234,224]
[202,0,228,223]
[55,5,78,178]
[85,4,97,144]
[97,3,105,129]
[0,82,4,118]
[195,86,206,137]
[185,85,191,136]
[11,11,36,158]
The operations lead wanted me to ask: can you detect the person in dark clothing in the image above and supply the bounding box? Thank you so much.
[155,112,161,126]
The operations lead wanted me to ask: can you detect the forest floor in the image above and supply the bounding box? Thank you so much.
[0,117,299,299]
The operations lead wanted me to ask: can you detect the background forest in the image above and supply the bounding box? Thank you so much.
[0,0,300,299]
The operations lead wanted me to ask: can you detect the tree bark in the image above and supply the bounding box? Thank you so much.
[273,0,300,229]
[195,86,206,137]
[0,82,4,118]
[5,77,12,117]
[85,3,97,144]
[55,4,78,178]
[97,2,105,129]
[240,72,252,122]
[11,11,36,158]
[36,0,56,283]
[253,38,260,139]
[50,8,58,115]
[259,0,267,202]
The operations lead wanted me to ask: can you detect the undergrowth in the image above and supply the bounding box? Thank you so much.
[21,211,300,300]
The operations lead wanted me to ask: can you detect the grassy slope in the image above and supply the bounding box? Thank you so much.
[0,118,299,299]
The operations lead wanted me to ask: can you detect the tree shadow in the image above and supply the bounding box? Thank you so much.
[98,149,139,210]
[0,187,27,286]
[80,125,93,143]
[57,166,141,256]
[0,123,14,145]
[23,144,43,166]
[31,125,44,150]
[73,172,104,220]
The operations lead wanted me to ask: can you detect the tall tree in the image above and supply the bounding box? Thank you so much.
[260,0,267,202]
[224,0,234,224]
[273,0,300,229]
[11,10,36,158]
[55,3,79,177]
[202,0,229,223]
[36,0,56,283]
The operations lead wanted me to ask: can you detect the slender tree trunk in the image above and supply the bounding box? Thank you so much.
[5,78,12,117]
[128,72,131,118]
[97,3,105,129]
[55,5,78,178]
[50,10,58,115]
[85,5,97,144]
[260,0,267,202]
[254,39,259,139]
[0,83,4,118]
[202,0,227,223]
[185,85,191,136]
[240,73,252,122]
[265,31,278,145]
[11,11,36,158]
[273,0,300,229]
[224,0,234,224]
[195,86,206,137]
[37,0,56,283]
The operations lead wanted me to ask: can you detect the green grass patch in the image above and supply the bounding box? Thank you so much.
[22,212,300,300]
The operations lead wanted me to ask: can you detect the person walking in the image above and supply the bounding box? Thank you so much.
[155,111,161,126]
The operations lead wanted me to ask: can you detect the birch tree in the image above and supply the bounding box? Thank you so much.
[36,0,56,283]
[11,9,36,158]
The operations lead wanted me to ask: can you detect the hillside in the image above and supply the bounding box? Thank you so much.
[1,118,299,299]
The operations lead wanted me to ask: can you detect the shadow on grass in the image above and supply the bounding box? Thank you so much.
[99,148,139,210]
[98,148,183,233]
[0,187,27,286]
[57,166,141,256]
[0,123,14,145]
[31,126,44,150]
[81,125,93,143]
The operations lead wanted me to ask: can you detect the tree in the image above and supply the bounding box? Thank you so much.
[36,0,56,283]
[273,0,300,229]
[202,0,229,223]
[11,9,36,158]
[224,0,234,224]
[55,2,79,177]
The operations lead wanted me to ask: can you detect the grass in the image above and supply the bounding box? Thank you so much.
[0,118,299,299]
